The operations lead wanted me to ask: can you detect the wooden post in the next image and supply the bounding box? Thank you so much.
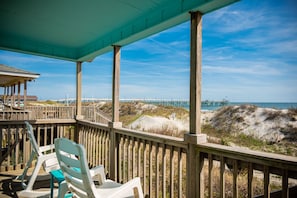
[11,85,15,109]
[190,11,202,134]
[17,82,21,108]
[184,11,207,198]
[3,86,7,105]
[74,62,83,144]
[112,45,121,123]
[109,45,122,181]
[24,81,27,109]
[76,61,83,119]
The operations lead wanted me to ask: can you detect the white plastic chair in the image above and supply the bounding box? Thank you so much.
[17,122,104,198]
[55,138,144,198]
[17,121,60,197]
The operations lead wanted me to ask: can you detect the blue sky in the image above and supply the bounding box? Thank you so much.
[1,0,297,102]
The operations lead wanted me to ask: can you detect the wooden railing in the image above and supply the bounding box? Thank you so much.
[0,121,75,171]
[77,120,111,171]
[81,106,111,124]
[197,143,297,198]
[1,106,111,123]
[76,120,297,198]
[0,110,31,121]
[26,106,76,120]
[77,120,187,197]
[1,120,297,197]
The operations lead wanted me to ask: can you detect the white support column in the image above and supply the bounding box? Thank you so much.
[76,61,83,119]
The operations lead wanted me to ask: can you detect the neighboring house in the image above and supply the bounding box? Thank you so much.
[0,64,39,109]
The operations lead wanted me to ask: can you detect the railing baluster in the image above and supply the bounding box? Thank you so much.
[178,147,182,198]
[94,129,101,166]
[7,126,11,170]
[220,156,225,198]
[92,129,96,166]
[23,128,29,169]
[208,153,213,198]
[248,162,254,198]
[44,126,48,146]
[155,142,160,198]
[90,127,93,164]
[37,126,41,147]
[118,135,123,182]
[105,131,109,173]
[98,131,102,165]
[102,130,106,171]
[123,136,128,182]
[132,137,136,178]
[50,125,54,151]
[143,140,147,195]
[233,160,238,198]
[170,146,174,197]
[197,151,205,198]
[104,130,108,169]
[149,141,153,197]
[15,127,20,169]
[89,128,93,164]
[264,166,270,198]
[137,138,141,178]
[162,144,166,198]
[128,136,131,181]
[282,169,289,198]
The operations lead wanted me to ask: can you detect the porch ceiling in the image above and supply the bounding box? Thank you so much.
[0,0,238,62]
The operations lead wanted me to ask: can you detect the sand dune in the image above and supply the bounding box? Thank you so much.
[129,104,297,143]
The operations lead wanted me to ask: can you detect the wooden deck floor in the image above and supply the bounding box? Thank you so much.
[0,168,57,198]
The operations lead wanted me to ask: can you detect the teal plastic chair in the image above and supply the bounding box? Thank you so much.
[55,138,144,198]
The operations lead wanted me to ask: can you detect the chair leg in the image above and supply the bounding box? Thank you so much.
[25,158,44,190]
[58,181,68,198]
[15,151,35,189]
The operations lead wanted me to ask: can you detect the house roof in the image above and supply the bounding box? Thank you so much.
[0,0,238,62]
[0,64,40,87]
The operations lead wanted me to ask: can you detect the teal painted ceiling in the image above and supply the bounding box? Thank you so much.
[0,0,238,62]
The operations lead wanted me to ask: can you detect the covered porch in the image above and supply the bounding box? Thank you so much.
[0,0,297,197]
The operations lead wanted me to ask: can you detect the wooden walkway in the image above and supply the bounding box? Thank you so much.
[0,168,55,198]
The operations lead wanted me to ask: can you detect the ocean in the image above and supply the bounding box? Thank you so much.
[202,102,297,111]
[145,100,297,111]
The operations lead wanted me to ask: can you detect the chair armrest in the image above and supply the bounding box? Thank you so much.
[39,144,55,153]
[40,152,60,172]
[108,177,144,198]
[89,165,106,184]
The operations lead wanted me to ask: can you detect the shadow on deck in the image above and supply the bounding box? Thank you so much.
[0,170,54,198]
